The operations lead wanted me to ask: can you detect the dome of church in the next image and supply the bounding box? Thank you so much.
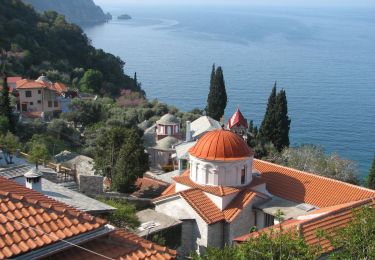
[189,130,253,161]
[36,75,52,83]
[156,113,180,125]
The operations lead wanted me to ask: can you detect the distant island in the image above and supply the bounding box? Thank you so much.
[118,14,132,20]
[22,0,112,25]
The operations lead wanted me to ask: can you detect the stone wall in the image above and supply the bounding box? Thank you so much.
[79,175,103,195]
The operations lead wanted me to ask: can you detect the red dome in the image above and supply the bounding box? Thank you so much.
[189,130,253,161]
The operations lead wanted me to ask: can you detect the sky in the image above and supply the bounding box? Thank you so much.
[94,0,375,8]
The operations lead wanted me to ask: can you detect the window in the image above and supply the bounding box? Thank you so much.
[25,91,32,97]
[38,90,41,94]
[264,213,274,227]
[29,102,33,106]
[37,100,41,104]
[54,101,58,107]
[241,165,246,184]
[48,101,52,107]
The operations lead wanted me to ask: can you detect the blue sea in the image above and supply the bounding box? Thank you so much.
[83,5,375,177]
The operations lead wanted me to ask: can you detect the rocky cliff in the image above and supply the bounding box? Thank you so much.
[22,0,111,25]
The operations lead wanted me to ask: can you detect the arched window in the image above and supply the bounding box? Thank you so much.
[241,165,246,184]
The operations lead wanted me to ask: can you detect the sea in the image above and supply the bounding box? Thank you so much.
[83,4,375,177]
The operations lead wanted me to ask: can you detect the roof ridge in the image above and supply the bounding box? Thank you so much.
[254,159,375,193]
[301,197,375,226]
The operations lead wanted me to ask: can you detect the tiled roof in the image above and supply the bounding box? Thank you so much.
[0,177,106,259]
[227,108,248,129]
[132,177,169,198]
[16,79,67,93]
[234,197,375,254]
[180,189,224,224]
[223,189,258,221]
[155,178,262,225]
[45,229,177,260]
[21,111,43,118]
[189,130,253,161]
[254,159,375,207]
[5,77,22,84]
[173,173,240,196]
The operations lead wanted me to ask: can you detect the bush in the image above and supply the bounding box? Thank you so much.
[98,198,139,229]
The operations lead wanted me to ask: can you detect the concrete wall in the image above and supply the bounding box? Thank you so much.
[79,175,103,195]
[155,196,210,255]
[149,148,173,169]
[18,88,60,112]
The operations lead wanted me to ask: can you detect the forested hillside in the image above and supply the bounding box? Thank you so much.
[22,0,111,25]
[0,0,141,96]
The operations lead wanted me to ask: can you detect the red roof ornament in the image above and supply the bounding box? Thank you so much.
[227,108,248,129]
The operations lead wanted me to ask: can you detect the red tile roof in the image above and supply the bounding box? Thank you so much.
[180,189,224,224]
[45,229,177,260]
[223,189,258,221]
[21,111,43,118]
[234,197,375,254]
[173,173,241,197]
[227,108,248,129]
[254,159,375,207]
[189,130,253,161]
[16,79,67,93]
[0,177,106,259]
[132,177,169,198]
[5,77,22,84]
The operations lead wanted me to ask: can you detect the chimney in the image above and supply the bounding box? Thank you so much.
[24,167,43,192]
[186,121,192,141]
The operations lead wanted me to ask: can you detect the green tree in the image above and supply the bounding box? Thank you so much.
[259,82,277,144]
[98,198,140,229]
[0,77,12,129]
[0,131,19,164]
[196,212,319,260]
[28,142,50,168]
[112,128,149,192]
[327,206,375,259]
[275,144,359,184]
[0,115,10,135]
[79,69,103,93]
[274,89,291,152]
[206,64,227,121]
[368,156,375,189]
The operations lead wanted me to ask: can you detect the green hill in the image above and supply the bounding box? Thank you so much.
[22,0,112,25]
[0,0,141,96]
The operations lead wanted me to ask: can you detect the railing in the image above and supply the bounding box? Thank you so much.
[19,151,77,182]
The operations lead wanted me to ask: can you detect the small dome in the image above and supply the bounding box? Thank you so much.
[36,75,51,83]
[156,114,180,125]
[24,167,43,178]
[155,136,180,150]
[189,130,253,161]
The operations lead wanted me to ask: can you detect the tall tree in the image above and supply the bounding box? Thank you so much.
[79,69,103,93]
[0,76,12,131]
[368,156,375,189]
[274,89,291,152]
[112,128,149,193]
[259,82,277,143]
[206,64,227,121]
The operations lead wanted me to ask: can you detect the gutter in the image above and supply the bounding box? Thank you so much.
[14,224,115,260]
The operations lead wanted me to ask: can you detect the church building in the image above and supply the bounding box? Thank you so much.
[154,129,375,256]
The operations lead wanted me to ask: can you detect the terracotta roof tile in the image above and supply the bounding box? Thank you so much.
[223,189,258,222]
[180,189,224,224]
[189,130,253,161]
[234,197,375,254]
[45,229,177,260]
[254,159,375,207]
[0,177,106,259]
[172,172,240,197]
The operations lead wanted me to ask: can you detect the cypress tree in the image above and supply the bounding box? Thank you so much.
[134,72,138,90]
[368,156,375,190]
[0,76,12,130]
[274,89,291,152]
[259,82,277,143]
[206,64,227,121]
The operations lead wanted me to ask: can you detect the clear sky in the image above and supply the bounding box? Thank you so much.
[94,0,375,7]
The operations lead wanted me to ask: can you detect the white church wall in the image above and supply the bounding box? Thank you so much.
[155,196,210,254]
[205,192,239,210]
